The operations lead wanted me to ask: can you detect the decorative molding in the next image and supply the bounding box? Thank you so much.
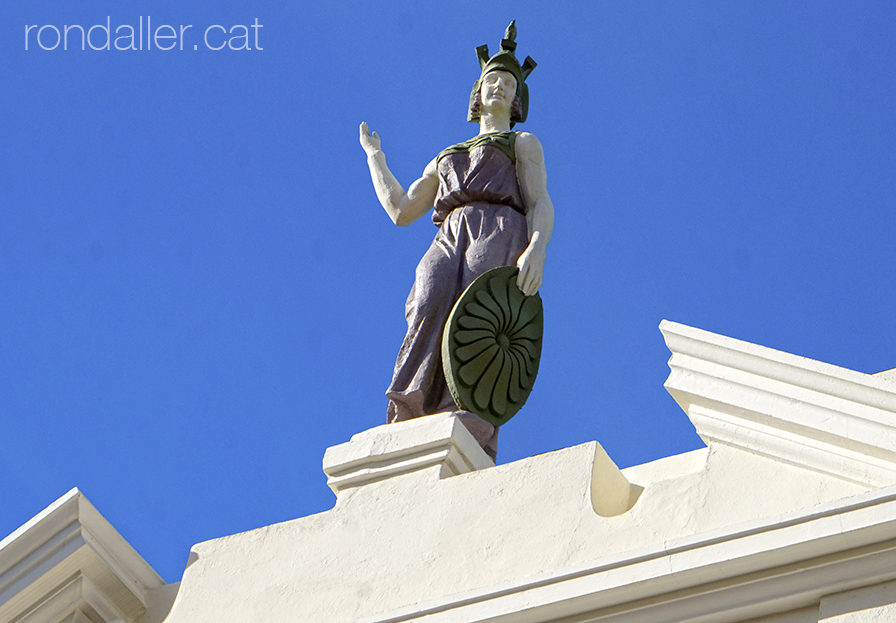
[0,488,164,623]
[16,575,127,623]
[322,413,494,495]
[659,320,896,487]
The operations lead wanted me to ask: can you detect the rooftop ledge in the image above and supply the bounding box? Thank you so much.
[660,319,896,487]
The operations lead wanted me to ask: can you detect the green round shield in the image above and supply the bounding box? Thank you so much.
[441,266,543,427]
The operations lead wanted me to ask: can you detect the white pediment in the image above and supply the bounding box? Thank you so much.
[0,488,164,623]
[661,320,896,487]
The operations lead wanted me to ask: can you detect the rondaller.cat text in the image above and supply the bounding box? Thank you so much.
[25,17,263,51]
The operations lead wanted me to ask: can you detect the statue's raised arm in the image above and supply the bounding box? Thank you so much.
[359,122,438,227]
[359,20,552,462]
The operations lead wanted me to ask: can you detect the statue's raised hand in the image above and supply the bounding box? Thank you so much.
[359,122,381,156]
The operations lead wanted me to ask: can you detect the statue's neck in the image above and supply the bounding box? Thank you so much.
[478,112,511,135]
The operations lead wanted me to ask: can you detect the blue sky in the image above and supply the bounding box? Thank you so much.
[2,1,894,583]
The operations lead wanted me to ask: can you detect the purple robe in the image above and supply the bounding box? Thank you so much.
[386,132,529,460]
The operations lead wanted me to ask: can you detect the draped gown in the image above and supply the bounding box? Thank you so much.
[385,131,529,460]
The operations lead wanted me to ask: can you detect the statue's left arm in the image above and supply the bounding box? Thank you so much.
[515,132,554,296]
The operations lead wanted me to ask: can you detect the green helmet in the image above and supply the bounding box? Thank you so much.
[468,20,537,127]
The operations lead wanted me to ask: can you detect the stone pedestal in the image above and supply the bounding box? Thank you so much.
[322,413,495,495]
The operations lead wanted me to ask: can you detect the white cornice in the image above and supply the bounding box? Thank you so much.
[0,488,164,623]
[345,485,896,623]
[659,320,896,487]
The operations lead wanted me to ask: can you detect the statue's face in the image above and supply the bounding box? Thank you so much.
[480,70,517,113]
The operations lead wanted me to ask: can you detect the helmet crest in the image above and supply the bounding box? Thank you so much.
[468,20,537,127]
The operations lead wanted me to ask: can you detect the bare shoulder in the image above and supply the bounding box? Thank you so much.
[515,131,545,163]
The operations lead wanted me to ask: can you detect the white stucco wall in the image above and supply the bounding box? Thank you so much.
[159,435,870,623]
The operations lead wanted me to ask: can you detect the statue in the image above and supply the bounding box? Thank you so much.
[359,21,554,460]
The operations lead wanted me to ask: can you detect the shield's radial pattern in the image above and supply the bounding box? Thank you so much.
[489,276,511,333]
[442,266,543,427]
